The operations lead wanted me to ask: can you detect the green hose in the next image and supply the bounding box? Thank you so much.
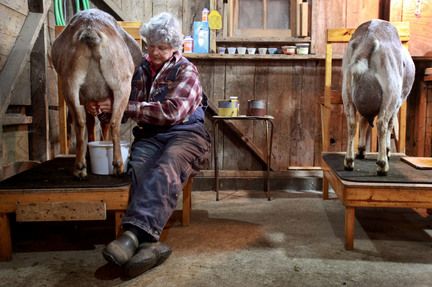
[54,0,65,26]
[75,0,80,12]
[58,0,66,25]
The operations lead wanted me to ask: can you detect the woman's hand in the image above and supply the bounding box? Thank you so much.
[85,97,113,116]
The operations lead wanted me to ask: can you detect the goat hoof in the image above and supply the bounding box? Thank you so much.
[376,160,388,176]
[356,147,366,159]
[73,168,88,180]
[344,158,354,171]
[377,169,388,176]
[112,161,124,176]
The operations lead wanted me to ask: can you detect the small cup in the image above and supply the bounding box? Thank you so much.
[268,47,278,54]
[237,47,247,55]
[227,47,236,54]
[296,43,310,55]
[247,47,256,54]
[281,45,296,55]
[218,47,226,54]
[258,48,267,55]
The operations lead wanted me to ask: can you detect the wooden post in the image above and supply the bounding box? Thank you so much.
[30,24,49,162]
[0,213,12,261]
[182,177,193,226]
[344,206,355,250]
[322,175,329,200]
[54,26,69,155]
[417,80,428,156]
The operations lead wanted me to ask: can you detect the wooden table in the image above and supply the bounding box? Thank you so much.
[212,115,274,201]
[321,152,432,250]
[0,156,130,261]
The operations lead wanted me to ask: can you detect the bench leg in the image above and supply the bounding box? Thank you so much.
[322,174,329,200]
[345,206,355,250]
[182,177,193,226]
[114,211,124,238]
[0,213,12,261]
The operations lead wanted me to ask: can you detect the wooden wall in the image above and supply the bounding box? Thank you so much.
[196,58,324,170]
[2,0,432,176]
[390,0,432,56]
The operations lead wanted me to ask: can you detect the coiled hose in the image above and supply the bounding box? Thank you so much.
[55,0,91,26]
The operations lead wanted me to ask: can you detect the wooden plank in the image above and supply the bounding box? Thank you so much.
[15,201,107,221]
[0,0,28,15]
[0,10,47,115]
[0,189,129,212]
[401,156,432,169]
[266,63,291,170]
[11,60,31,105]
[167,0,182,30]
[345,188,432,203]
[389,0,404,22]
[417,81,427,156]
[295,0,302,36]
[300,2,309,37]
[152,0,167,16]
[399,0,432,56]
[1,114,32,126]
[346,0,379,28]
[30,24,49,162]
[0,4,26,38]
[327,28,355,43]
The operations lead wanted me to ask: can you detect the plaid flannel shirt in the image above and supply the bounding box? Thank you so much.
[125,51,203,126]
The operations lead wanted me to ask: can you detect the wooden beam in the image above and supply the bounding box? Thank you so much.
[16,201,107,221]
[1,114,32,126]
[30,23,49,162]
[0,9,49,115]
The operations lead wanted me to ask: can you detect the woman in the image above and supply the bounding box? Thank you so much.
[86,12,210,277]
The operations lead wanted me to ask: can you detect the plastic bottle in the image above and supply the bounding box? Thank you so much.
[202,8,209,22]
[183,36,193,53]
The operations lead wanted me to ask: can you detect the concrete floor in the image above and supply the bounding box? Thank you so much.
[1,190,432,287]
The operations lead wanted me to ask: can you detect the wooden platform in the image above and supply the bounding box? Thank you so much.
[0,156,130,261]
[321,152,432,250]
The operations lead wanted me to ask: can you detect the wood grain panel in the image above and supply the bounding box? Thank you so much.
[0,0,28,15]
[267,64,293,170]
[401,1,432,56]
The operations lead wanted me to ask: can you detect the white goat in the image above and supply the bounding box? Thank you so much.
[52,9,142,178]
[342,19,415,176]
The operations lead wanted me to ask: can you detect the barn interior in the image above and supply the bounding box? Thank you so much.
[1,0,432,286]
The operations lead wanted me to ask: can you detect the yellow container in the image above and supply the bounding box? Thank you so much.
[218,98,239,117]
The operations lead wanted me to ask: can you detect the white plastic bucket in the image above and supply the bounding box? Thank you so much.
[88,140,130,175]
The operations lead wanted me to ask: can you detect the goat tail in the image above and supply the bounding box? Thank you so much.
[351,38,380,77]
[78,28,101,47]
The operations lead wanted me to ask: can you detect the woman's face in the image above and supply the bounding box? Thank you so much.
[147,43,176,68]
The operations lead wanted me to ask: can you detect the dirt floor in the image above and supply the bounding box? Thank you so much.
[1,190,432,287]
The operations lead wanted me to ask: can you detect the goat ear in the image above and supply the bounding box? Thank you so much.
[118,26,143,67]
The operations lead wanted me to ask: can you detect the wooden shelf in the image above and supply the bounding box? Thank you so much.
[216,37,311,43]
[185,53,323,60]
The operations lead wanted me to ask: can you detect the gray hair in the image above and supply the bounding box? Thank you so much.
[140,12,183,50]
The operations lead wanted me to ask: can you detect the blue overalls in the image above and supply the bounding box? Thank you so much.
[121,58,211,240]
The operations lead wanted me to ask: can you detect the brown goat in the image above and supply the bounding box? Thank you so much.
[342,19,415,175]
[52,9,142,178]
